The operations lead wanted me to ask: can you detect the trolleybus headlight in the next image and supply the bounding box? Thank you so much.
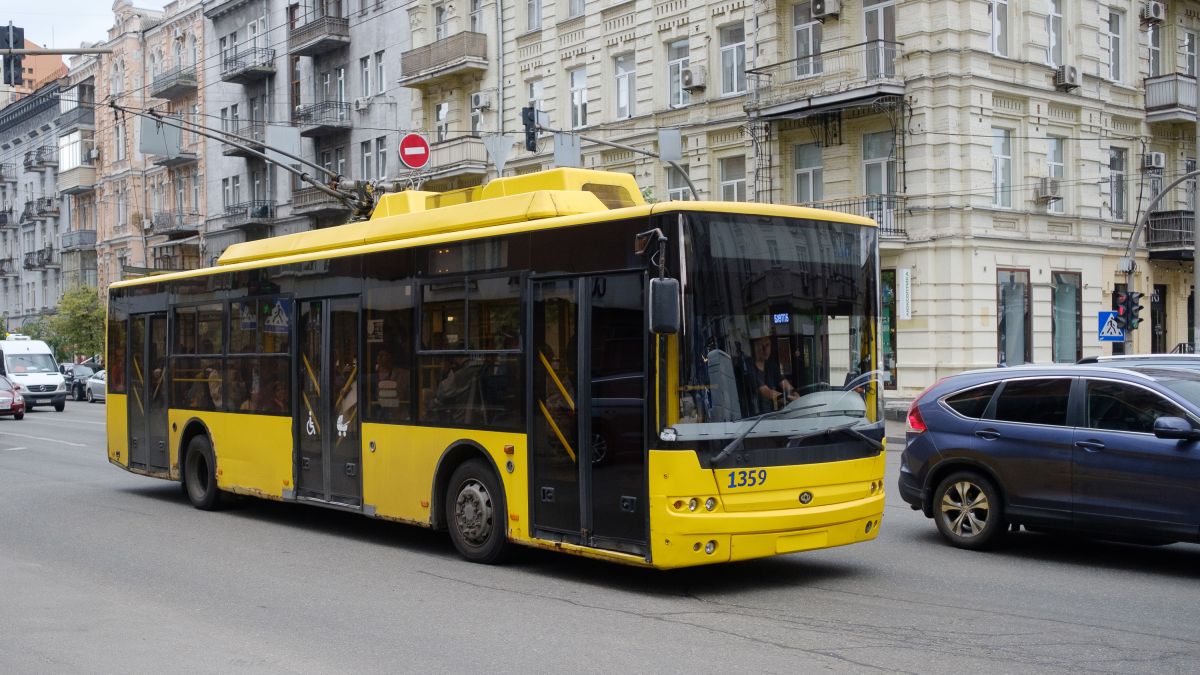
[704,497,716,511]
[687,498,699,511]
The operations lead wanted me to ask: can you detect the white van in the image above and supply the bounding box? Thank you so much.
[0,335,67,411]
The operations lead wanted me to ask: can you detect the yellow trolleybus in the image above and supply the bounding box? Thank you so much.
[106,168,886,568]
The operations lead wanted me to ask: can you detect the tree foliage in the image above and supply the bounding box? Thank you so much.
[50,286,105,362]
[18,315,63,358]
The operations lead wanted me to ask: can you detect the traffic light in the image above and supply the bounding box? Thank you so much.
[521,106,537,152]
[1115,292,1130,330]
[1126,291,1145,330]
[0,26,24,87]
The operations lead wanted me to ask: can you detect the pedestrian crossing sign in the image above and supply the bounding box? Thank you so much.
[1098,311,1124,342]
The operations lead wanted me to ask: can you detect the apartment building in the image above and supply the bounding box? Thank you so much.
[0,83,65,331]
[398,0,1198,397]
[201,0,411,262]
[57,53,101,291]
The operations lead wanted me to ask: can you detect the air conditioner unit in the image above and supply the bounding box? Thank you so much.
[470,91,492,110]
[1054,65,1080,90]
[681,65,707,92]
[141,218,152,231]
[812,0,841,19]
[1141,1,1166,24]
[1035,177,1061,202]
[353,97,371,112]
[1143,151,1167,170]
[87,148,100,160]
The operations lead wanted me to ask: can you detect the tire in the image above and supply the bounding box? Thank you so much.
[54,400,65,412]
[73,386,83,402]
[183,435,224,511]
[932,470,1005,550]
[445,459,509,564]
[86,389,94,403]
[13,412,23,420]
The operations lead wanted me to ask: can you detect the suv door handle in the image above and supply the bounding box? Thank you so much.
[975,429,1000,441]
[1074,440,1105,452]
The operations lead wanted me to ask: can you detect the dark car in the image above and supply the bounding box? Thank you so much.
[899,365,1200,550]
[62,363,96,401]
[0,374,26,420]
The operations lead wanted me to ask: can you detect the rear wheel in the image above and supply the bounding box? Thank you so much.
[73,386,83,401]
[932,471,1004,550]
[445,459,509,564]
[183,435,223,511]
[86,389,94,403]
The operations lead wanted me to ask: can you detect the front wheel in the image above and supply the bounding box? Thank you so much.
[183,435,224,511]
[445,459,509,564]
[932,470,1005,550]
[54,400,65,412]
[13,412,23,420]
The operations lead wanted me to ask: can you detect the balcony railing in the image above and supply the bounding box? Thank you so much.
[24,146,57,170]
[220,47,276,84]
[151,211,202,237]
[0,163,14,182]
[36,196,59,217]
[747,40,904,115]
[21,201,37,223]
[24,248,57,270]
[429,136,488,176]
[1145,73,1197,123]
[1148,210,1194,258]
[220,200,277,229]
[293,101,351,137]
[399,32,488,85]
[61,229,98,251]
[802,194,907,239]
[57,105,95,131]
[292,186,350,214]
[288,15,350,56]
[149,66,198,99]
[0,257,17,275]
[0,211,13,228]
[222,121,267,157]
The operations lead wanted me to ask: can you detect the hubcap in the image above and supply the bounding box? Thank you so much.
[454,479,493,547]
[940,480,989,538]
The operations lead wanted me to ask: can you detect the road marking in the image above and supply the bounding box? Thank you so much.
[0,446,26,452]
[0,431,87,447]
[21,417,106,426]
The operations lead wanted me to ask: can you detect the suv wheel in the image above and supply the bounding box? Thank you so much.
[932,470,1005,550]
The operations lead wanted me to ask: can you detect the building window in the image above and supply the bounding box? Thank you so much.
[469,91,483,135]
[434,3,448,40]
[568,0,584,18]
[1188,158,1196,212]
[376,136,387,178]
[989,0,1008,57]
[526,0,540,32]
[667,164,691,201]
[115,122,126,161]
[375,51,385,94]
[334,147,346,177]
[336,67,347,104]
[667,40,690,108]
[614,54,635,119]
[719,156,746,201]
[1052,272,1082,363]
[470,0,483,31]
[1047,136,1065,214]
[1149,23,1162,77]
[1046,0,1062,67]
[863,130,897,229]
[222,178,231,208]
[1186,32,1197,77]
[435,101,450,141]
[794,3,823,78]
[1108,10,1122,82]
[992,128,1012,208]
[360,56,371,97]
[528,78,544,111]
[719,25,746,96]
[232,175,241,204]
[192,170,201,207]
[569,67,587,128]
[361,140,373,179]
[793,142,822,203]
[997,269,1030,366]
[1110,146,1127,221]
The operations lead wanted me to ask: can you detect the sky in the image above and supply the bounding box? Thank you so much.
[8,1,170,58]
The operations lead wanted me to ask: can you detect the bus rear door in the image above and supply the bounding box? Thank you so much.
[128,312,169,473]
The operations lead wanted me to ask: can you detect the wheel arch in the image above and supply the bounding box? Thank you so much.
[430,439,504,531]
[177,417,214,481]
[922,458,1007,518]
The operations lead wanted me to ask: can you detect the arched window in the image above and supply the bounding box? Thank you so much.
[111,59,124,95]
[188,35,197,67]
[174,40,183,68]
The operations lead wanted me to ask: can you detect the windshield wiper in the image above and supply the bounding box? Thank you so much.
[788,422,884,453]
[711,406,810,464]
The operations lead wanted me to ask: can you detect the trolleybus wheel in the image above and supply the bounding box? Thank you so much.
[184,435,224,511]
[445,459,509,564]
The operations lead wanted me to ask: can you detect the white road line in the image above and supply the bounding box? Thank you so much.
[1,446,26,452]
[20,417,106,426]
[0,431,87,447]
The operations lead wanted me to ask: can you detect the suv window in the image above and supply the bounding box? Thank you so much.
[943,383,998,419]
[991,378,1071,426]
[1085,379,1187,434]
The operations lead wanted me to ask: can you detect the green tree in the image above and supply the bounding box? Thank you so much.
[50,286,105,362]
[20,315,65,360]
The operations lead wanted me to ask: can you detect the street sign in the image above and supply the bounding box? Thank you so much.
[1098,311,1124,342]
[398,133,431,170]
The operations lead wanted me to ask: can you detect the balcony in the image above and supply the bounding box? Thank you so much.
[150,211,202,239]
[61,229,97,251]
[292,186,350,216]
[427,136,488,182]
[746,41,905,119]
[24,146,58,170]
[1148,210,1195,260]
[0,163,14,182]
[220,47,276,84]
[35,197,59,218]
[803,194,908,239]
[149,66,198,100]
[0,258,17,276]
[1145,74,1197,124]
[293,101,351,138]
[222,121,267,157]
[58,105,95,132]
[24,248,57,270]
[21,201,37,223]
[151,149,199,168]
[288,16,350,57]
[151,239,202,272]
[398,32,488,87]
[58,163,97,195]
[218,201,278,230]
[0,211,13,229]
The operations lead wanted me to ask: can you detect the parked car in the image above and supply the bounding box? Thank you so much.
[62,363,96,401]
[899,365,1200,550]
[0,374,26,420]
[85,370,106,403]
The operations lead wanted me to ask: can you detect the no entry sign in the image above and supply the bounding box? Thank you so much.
[398,133,431,170]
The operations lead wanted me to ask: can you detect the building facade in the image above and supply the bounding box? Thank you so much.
[57,52,101,291]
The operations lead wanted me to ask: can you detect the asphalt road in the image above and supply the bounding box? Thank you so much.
[2,402,1200,673]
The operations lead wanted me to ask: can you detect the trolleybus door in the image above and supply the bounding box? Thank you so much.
[530,273,648,554]
[296,297,363,507]
[127,312,169,473]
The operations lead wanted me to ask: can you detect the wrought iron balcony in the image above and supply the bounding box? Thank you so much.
[802,194,908,239]
[35,197,59,217]
[220,200,278,229]
[151,239,202,272]
[150,211,202,238]
[293,101,351,138]
[220,47,276,84]
[747,40,905,118]
[0,210,13,228]
[23,249,49,270]
[149,66,199,99]
[288,16,350,57]
[399,32,488,87]
[24,146,57,170]
[292,186,350,215]
[1148,210,1195,260]
[0,257,17,276]
[0,163,14,182]
[61,229,98,251]
[1145,73,1196,124]
[222,121,267,157]
[21,201,37,223]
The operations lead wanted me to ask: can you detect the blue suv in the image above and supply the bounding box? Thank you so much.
[899,365,1200,550]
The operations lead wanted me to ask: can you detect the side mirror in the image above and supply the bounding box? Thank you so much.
[649,277,680,335]
[1152,416,1200,441]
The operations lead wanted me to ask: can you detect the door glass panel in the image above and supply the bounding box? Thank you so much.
[297,300,325,499]
[943,384,997,419]
[128,316,148,468]
[148,315,169,470]
[1085,380,1186,433]
[328,297,360,503]
[991,379,1071,426]
[531,279,581,535]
